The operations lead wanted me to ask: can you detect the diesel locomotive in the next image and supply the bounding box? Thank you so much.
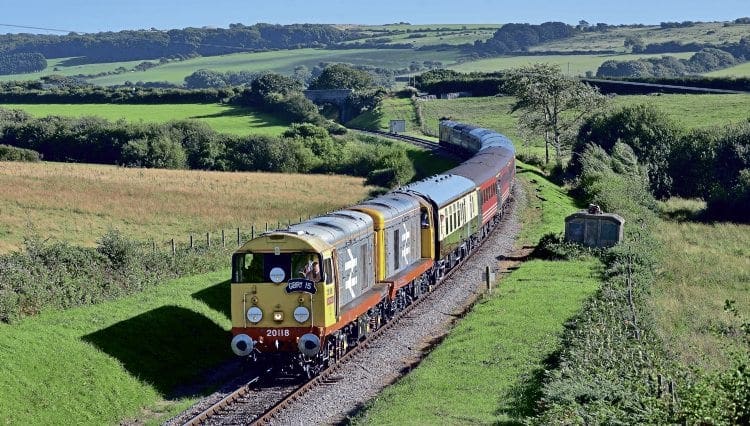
[229,120,516,377]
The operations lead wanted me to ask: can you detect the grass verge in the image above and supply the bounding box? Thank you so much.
[354,259,601,425]
[354,162,600,424]
[0,269,233,425]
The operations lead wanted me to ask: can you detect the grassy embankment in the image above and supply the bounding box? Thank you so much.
[0,269,233,425]
[2,103,288,136]
[355,162,602,424]
[653,199,750,373]
[0,162,372,253]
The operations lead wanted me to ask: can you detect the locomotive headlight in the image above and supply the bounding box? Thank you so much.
[246,306,263,323]
[273,311,284,322]
[293,306,310,323]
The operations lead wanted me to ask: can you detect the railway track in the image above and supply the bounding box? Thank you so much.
[178,129,505,425]
[350,128,463,160]
[180,204,511,426]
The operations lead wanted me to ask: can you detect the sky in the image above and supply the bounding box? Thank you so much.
[1,0,748,34]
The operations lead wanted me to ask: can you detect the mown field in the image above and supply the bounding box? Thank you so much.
[2,103,288,136]
[87,48,463,86]
[355,163,599,424]
[449,52,694,76]
[340,25,498,48]
[0,57,149,82]
[653,199,750,373]
[0,161,372,253]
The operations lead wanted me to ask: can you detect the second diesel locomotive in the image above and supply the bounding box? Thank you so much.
[229,120,515,376]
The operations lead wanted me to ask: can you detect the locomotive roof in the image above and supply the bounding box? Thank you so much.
[350,193,419,223]
[397,174,476,208]
[287,210,373,246]
[447,147,515,184]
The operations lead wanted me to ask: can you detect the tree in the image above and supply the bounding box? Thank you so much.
[308,64,373,90]
[502,63,607,165]
[624,36,645,53]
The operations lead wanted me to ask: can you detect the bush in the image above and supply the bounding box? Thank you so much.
[574,104,679,199]
[0,144,40,162]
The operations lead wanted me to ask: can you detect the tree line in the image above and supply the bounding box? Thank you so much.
[0,52,46,75]
[471,22,576,56]
[0,23,357,65]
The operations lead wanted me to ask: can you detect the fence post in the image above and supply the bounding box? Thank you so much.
[190,234,193,249]
[152,240,155,252]
[265,222,269,232]
[171,239,175,256]
[251,225,255,239]
[207,232,210,247]
[485,266,492,293]
[237,228,241,246]
[221,229,225,247]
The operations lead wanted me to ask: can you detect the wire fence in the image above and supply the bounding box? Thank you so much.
[157,216,315,255]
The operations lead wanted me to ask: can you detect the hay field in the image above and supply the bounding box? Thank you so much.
[0,161,372,252]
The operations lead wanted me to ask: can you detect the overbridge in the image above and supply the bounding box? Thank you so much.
[303,89,354,122]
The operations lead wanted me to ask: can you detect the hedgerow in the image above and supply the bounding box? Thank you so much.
[0,230,227,324]
[534,143,677,423]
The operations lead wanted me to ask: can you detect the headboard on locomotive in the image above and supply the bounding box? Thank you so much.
[564,205,624,248]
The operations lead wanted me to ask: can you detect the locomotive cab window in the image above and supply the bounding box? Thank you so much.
[232,252,322,283]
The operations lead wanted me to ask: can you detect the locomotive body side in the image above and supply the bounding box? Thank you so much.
[398,174,479,263]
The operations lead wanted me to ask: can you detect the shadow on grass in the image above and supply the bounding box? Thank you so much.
[82,305,230,398]
[192,279,232,319]
[188,106,254,119]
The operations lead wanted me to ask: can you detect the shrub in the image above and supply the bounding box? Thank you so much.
[0,230,229,323]
[574,104,679,199]
[0,144,40,162]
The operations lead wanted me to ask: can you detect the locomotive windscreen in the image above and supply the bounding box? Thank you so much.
[232,252,323,284]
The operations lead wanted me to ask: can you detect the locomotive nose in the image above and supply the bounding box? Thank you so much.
[231,334,254,356]
[298,333,321,357]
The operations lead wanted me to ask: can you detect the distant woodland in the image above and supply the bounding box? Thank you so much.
[0,23,357,63]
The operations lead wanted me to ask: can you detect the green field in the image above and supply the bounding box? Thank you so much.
[2,103,287,136]
[0,48,464,86]
[654,199,750,373]
[706,60,750,77]
[532,22,750,53]
[0,57,151,82]
[449,52,694,76]
[87,48,463,86]
[0,269,234,425]
[610,94,750,129]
